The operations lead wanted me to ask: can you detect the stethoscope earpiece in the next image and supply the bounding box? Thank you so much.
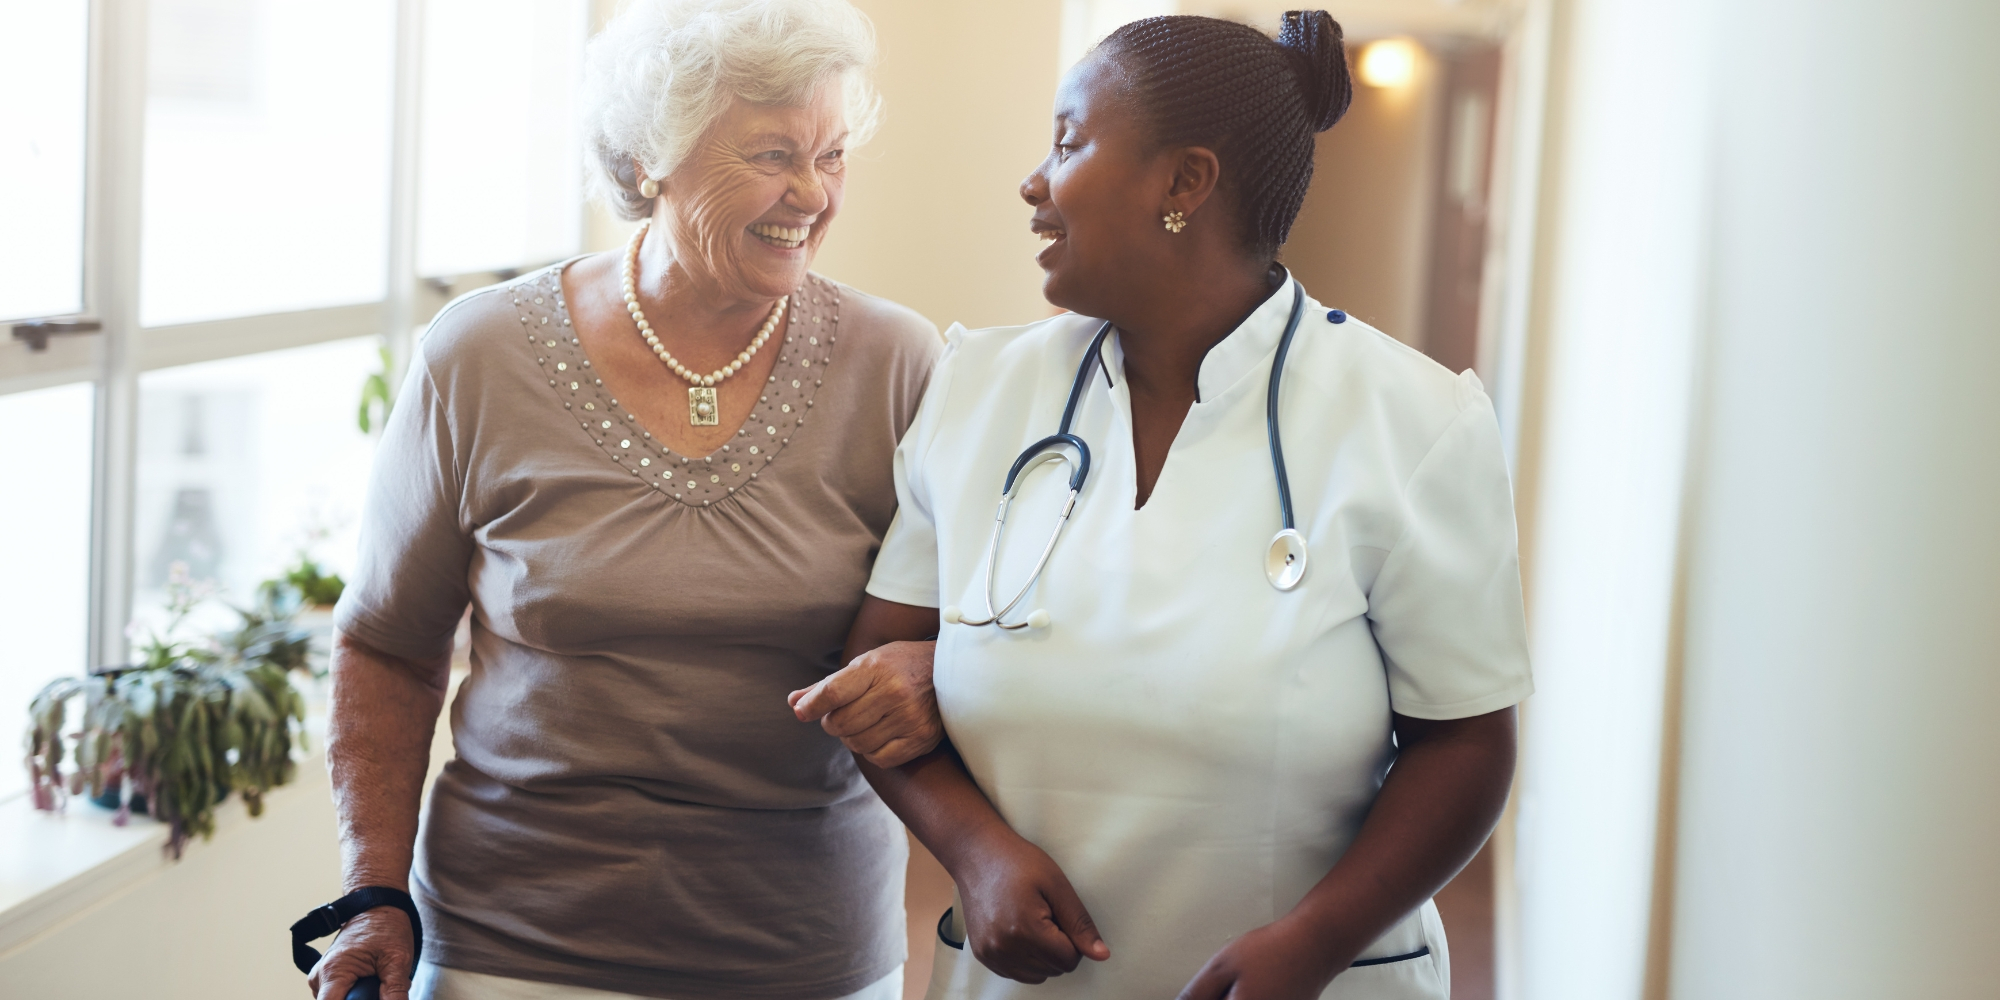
[945,604,1050,629]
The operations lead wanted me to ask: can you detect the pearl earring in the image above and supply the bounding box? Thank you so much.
[639,177,660,199]
[1163,210,1187,233]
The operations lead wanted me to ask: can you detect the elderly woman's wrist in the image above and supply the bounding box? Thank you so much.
[342,854,415,894]
[343,873,412,894]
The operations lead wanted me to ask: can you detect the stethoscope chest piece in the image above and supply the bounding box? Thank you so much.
[1266,529,1309,591]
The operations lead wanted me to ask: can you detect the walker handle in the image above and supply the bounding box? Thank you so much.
[290,887,420,1000]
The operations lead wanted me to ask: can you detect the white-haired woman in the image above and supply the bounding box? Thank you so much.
[309,2,945,998]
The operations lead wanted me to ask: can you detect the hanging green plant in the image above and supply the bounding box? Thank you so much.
[276,552,346,609]
[25,565,318,858]
[357,341,395,434]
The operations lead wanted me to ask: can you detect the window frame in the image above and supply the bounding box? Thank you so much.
[0,0,584,669]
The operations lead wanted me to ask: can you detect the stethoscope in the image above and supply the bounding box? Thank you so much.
[942,281,1313,631]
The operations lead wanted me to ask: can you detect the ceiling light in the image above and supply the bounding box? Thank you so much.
[1358,38,1419,89]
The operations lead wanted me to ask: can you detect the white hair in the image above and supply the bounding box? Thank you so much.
[582,0,883,221]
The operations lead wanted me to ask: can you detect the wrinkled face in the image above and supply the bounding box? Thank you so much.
[1020,53,1166,317]
[656,78,849,300]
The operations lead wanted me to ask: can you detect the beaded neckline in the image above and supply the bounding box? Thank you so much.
[510,263,843,509]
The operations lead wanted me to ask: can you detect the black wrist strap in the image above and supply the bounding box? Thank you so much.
[290,886,424,975]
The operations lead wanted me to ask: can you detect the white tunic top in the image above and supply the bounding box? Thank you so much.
[866,282,1533,1000]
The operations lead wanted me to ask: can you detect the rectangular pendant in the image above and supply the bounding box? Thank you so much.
[687,386,719,426]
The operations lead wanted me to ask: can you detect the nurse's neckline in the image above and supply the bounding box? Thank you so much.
[1186,264,1290,403]
[1119,265,1290,509]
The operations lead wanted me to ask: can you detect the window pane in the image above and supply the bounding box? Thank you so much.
[131,338,380,633]
[0,383,96,801]
[140,0,397,327]
[0,0,89,323]
[416,0,587,277]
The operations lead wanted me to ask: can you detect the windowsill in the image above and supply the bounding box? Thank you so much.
[0,707,331,958]
[0,659,463,959]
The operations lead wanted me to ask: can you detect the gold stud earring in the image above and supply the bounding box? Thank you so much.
[1163,210,1187,233]
[639,177,660,199]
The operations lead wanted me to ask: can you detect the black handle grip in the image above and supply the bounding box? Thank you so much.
[344,976,382,1000]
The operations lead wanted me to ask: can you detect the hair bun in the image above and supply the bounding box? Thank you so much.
[1277,10,1352,132]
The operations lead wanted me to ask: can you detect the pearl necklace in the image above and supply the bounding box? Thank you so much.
[622,219,788,426]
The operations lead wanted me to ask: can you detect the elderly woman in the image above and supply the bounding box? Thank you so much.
[308,2,944,999]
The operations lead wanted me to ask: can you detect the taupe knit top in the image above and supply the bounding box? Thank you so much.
[334,261,941,1000]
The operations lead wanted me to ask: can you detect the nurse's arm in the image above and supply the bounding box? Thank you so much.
[789,596,944,767]
[830,598,1112,983]
[858,741,1113,983]
[1178,706,1518,1000]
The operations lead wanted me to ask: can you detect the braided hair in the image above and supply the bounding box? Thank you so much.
[1099,11,1352,259]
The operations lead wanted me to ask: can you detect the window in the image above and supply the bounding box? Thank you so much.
[417,0,589,278]
[0,2,590,803]
[0,385,95,801]
[0,0,90,322]
[130,339,382,632]
[140,0,399,327]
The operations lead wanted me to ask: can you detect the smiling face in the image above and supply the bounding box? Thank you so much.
[1020,54,1181,318]
[653,77,851,302]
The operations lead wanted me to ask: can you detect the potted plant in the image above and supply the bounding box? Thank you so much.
[25,564,319,858]
[279,552,347,610]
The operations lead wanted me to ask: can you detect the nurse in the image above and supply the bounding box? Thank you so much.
[803,11,1531,1000]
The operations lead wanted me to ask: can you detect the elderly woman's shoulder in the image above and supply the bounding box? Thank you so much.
[407,274,560,377]
[815,275,943,360]
[417,282,525,352]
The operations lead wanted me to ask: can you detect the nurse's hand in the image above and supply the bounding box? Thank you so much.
[789,640,942,768]
[1175,914,1346,1000]
[957,830,1111,983]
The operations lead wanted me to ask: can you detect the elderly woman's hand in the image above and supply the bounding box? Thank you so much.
[308,906,416,1000]
[789,640,940,767]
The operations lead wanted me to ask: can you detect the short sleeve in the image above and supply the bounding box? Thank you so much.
[1367,384,1534,719]
[331,351,475,662]
[863,330,962,608]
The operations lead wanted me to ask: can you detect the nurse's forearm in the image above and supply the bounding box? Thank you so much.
[856,743,1016,870]
[840,595,941,664]
[1287,707,1518,969]
[840,599,1110,977]
[837,597,1013,862]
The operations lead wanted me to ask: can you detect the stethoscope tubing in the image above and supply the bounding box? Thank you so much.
[1268,284,1307,532]
[956,283,1311,628]
[954,322,1113,628]
[965,454,1079,630]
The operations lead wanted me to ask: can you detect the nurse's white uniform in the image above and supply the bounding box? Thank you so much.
[866,282,1533,1000]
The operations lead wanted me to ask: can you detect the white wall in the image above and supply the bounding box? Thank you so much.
[1510,0,1714,995]
[806,0,1065,333]
[0,684,458,998]
[1515,0,2000,996]
[1283,40,1446,348]
[0,766,345,998]
[1668,1,2000,995]
[1059,0,1176,73]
